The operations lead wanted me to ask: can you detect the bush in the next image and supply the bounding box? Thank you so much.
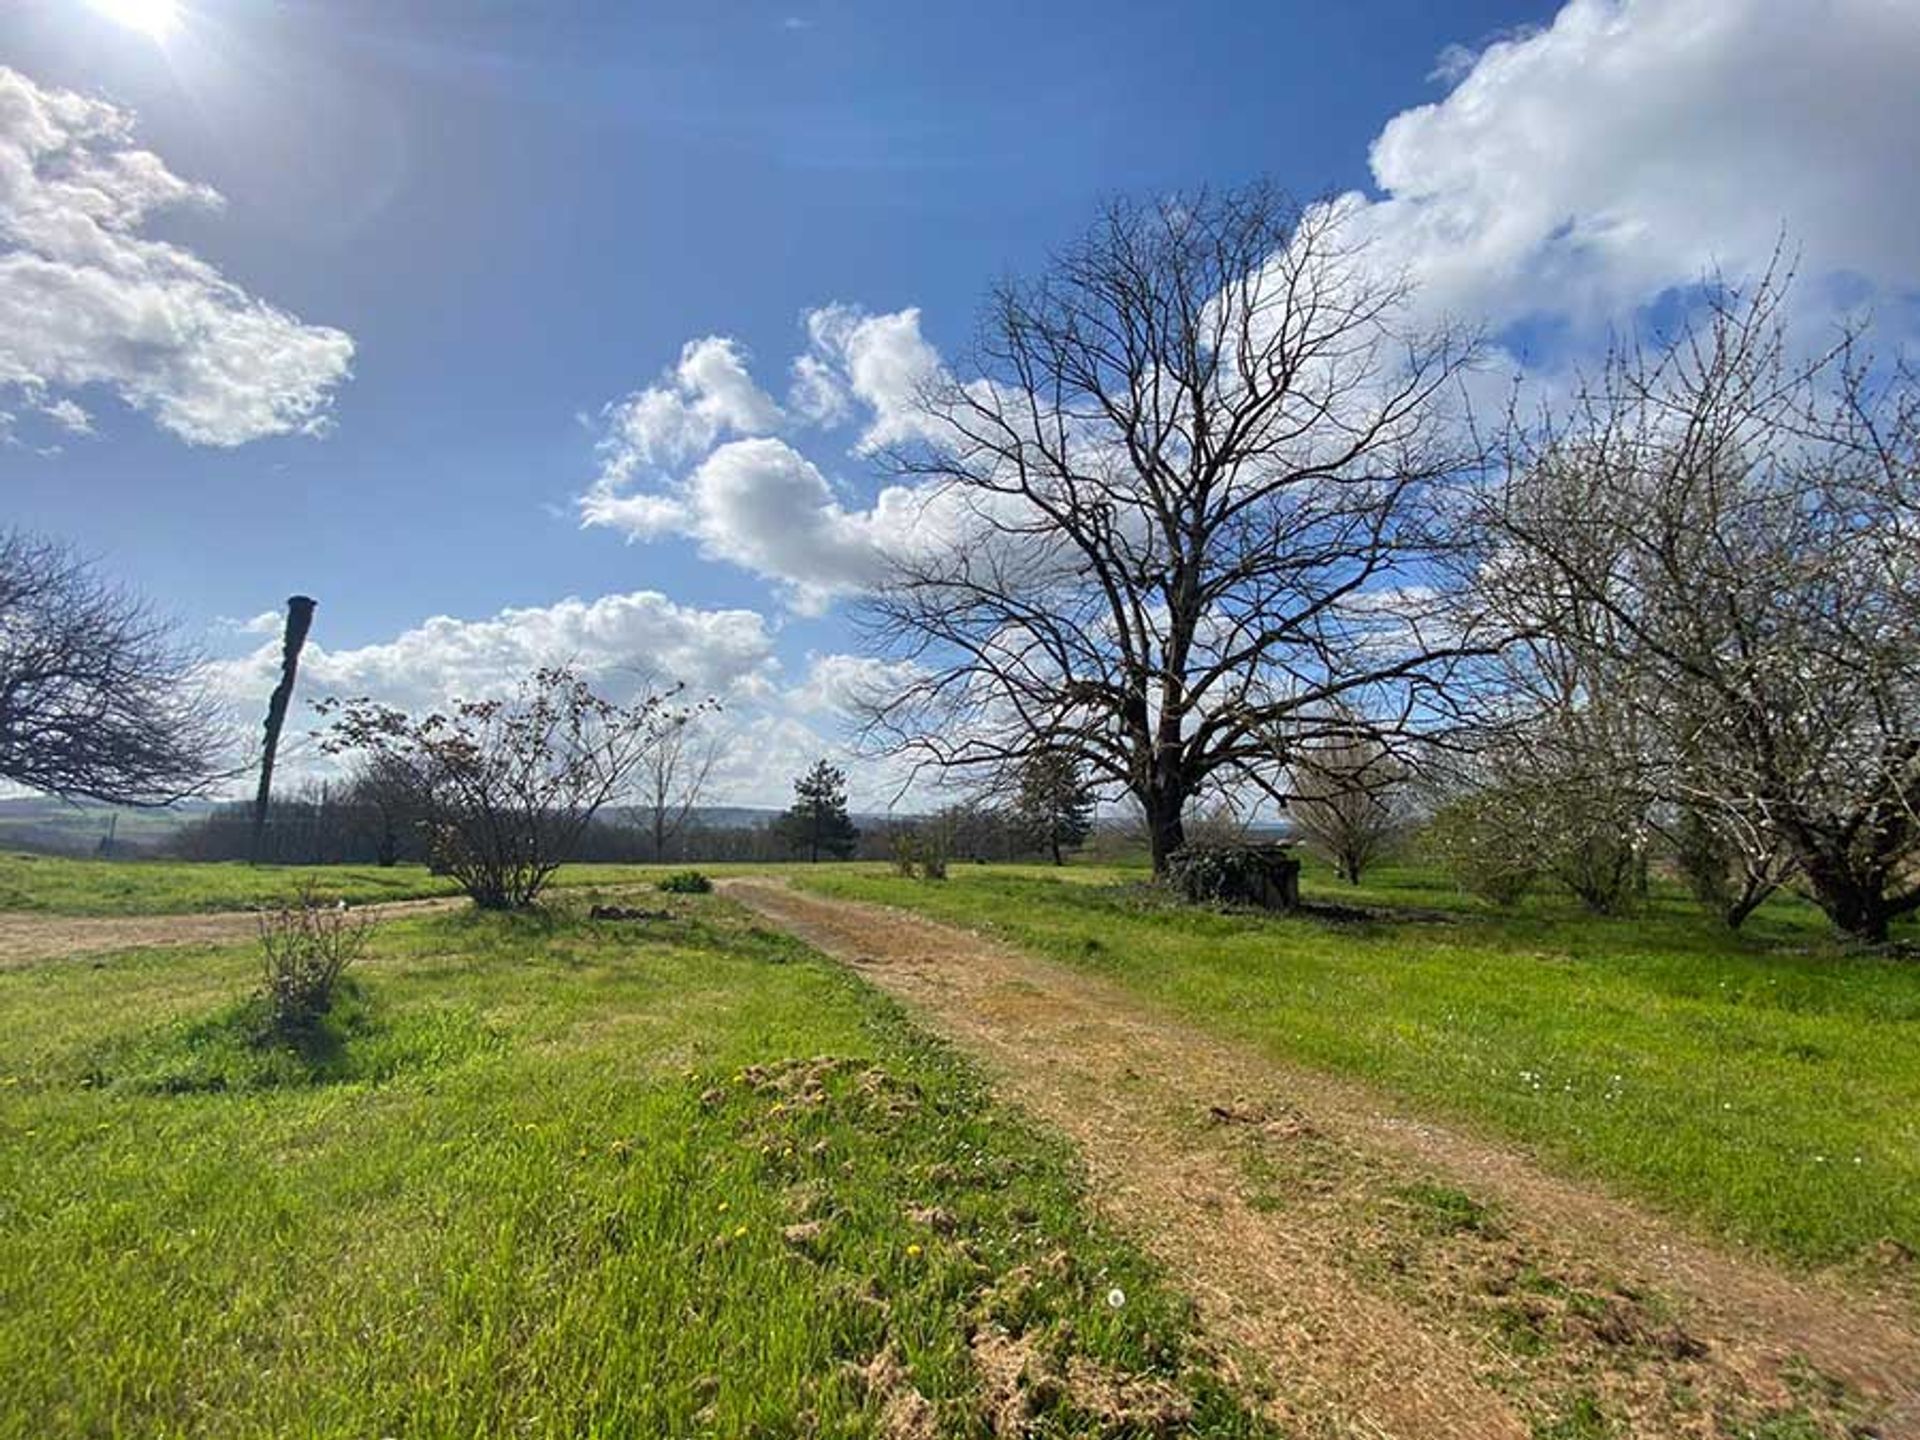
[658,869,713,894]
[889,831,949,882]
[890,833,920,878]
[256,885,371,1033]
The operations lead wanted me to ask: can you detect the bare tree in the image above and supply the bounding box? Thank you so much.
[1488,267,1920,941]
[859,186,1494,874]
[317,667,678,910]
[0,528,223,805]
[633,715,721,862]
[1287,728,1411,884]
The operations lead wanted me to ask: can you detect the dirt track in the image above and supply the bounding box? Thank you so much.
[725,876,1920,1440]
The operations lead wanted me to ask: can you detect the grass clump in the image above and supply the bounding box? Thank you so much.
[656,868,713,894]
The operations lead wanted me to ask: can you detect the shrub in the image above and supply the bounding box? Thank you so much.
[889,830,949,881]
[658,869,713,894]
[256,885,371,1033]
[890,833,920,878]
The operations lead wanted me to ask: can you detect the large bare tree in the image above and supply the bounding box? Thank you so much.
[0,528,223,805]
[1487,270,1920,941]
[860,186,1494,872]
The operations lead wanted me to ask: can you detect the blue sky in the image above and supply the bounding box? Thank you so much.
[5,0,1919,804]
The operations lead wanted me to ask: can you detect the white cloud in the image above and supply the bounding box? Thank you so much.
[0,66,354,445]
[798,303,945,452]
[214,609,287,637]
[788,651,923,717]
[202,591,932,809]
[595,335,783,484]
[37,395,91,435]
[1337,0,1920,336]
[587,0,1920,620]
[210,591,780,736]
[583,310,959,609]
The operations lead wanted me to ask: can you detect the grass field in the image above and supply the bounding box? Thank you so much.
[0,885,1273,1437]
[0,852,659,914]
[794,861,1920,1277]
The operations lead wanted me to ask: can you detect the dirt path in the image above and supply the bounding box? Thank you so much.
[0,896,467,969]
[725,877,1920,1440]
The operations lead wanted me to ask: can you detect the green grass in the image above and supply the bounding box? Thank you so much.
[0,893,1272,1438]
[794,861,1920,1276]
[0,852,870,916]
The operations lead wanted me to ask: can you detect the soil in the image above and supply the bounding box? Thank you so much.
[724,876,1920,1440]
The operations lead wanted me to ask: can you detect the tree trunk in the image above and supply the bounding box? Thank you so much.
[1802,855,1892,942]
[1050,833,1063,866]
[251,595,317,864]
[1144,791,1187,876]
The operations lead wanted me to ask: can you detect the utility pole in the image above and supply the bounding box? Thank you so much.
[251,595,317,864]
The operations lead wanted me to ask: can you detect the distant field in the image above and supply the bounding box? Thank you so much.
[0,892,1270,1437]
[796,862,1920,1275]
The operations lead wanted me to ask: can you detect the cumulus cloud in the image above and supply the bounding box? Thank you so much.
[209,591,780,734]
[582,308,955,609]
[1341,0,1920,335]
[202,592,925,808]
[0,66,354,445]
[796,303,944,452]
[594,335,783,484]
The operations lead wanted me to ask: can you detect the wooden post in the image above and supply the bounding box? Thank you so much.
[251,595,317,864]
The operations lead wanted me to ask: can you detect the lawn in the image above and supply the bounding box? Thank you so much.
[0,885,1272,1437]
[794,861,1920,1278]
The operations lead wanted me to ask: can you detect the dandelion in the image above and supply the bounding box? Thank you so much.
[718,1200,730,1214]
[1107,1288,1126,1309]
[906,1243,923,1259]
[733,1224,748,1239]
[769,1102,787,1116]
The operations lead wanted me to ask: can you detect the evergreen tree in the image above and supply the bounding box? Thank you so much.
[779,760,860,862]
[1014,751,1095,865]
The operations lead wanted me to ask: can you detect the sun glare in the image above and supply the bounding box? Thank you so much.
[94,0,182,38]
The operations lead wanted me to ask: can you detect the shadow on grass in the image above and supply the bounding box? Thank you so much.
[78,981,501,1094]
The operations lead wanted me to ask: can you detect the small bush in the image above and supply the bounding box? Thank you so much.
[889,831,949,881]
[257,885,371,1033]
[658,870,713,894]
